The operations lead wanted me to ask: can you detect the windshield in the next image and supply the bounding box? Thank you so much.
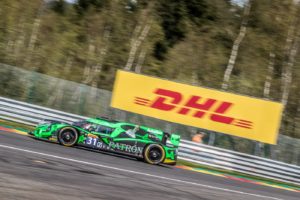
[72,120,114,134]
[72,120,89,127]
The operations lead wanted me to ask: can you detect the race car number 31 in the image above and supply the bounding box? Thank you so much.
[85,137,104,148]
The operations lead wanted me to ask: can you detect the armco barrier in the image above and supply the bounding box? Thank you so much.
[0,96,299,185]
[0,96,87,125]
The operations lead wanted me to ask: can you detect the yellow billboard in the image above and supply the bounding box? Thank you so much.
[111,70,283,144]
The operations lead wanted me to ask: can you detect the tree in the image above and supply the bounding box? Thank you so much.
[221,0,252,90]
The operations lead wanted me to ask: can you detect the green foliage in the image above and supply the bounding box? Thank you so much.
[50,0,67,15]
[0,68,24,98]
[154,0,221,60]
[153,41,168,60]
[184,0,217,24]
[158,0,187,46]
[1,0,300,140]
[75,0,108,15]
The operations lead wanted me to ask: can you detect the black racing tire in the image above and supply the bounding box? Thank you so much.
[143,144,165,165]
[58,127,78,147]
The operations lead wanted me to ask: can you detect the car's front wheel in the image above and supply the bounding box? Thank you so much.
[58,127,78,147]
[143,144,165,165]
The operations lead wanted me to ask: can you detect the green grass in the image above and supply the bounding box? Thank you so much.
[0,119,34,132]
[178,159,300,189]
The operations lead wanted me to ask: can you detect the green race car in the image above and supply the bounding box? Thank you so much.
[29,117,180,165]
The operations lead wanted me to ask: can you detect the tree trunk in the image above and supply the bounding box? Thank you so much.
[281,0,300,107]
[281,35,299,108]
[5,39,14,55]
[89,27,111,101]
[134,48,147,73]
[82,40,96,84]
[25,17,41,67]
[24,1,47,68]
[47,56,73,107]
[281,2,299,104]
[221,0,252,90]
[263,52,275,99]
[130,23,142,48]
[71,40,96,106]
[14,21,26,61]
[90,26,111,86]
[124,22,151,71]
[72,26,111,107]
[295,96,300,136]
[5,3,26,62]
[191,71,198,85]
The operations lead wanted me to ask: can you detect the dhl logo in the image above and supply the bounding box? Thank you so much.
[134,88,253,129]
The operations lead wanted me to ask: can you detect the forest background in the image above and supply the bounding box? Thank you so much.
[1,0,300,142]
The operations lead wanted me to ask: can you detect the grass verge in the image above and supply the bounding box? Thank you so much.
[177,159,300,190]
[0,119,34,132]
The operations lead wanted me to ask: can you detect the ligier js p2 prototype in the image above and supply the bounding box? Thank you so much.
[29,117,180,165]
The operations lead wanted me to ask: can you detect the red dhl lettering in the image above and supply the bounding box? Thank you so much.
[134,88,253,129]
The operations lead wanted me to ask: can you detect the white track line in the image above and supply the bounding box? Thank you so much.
[0,144,284,200]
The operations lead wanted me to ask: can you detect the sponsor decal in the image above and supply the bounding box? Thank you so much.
[135,88,253,130]
[146,128,162,134]
[111,70,283,144]
[84,137,143,154]
[108,141,143,154]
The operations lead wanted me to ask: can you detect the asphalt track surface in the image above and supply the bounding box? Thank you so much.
[0,130,299,200]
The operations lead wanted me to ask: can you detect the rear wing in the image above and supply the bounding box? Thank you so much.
[170,133,180,147]
[163,132,180,147]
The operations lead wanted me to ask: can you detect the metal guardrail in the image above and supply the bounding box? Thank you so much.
[0,97,87,125]
[178,141,300,185]
[0,96,299,185]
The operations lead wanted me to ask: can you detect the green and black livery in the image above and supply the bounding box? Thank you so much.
[29,117,180,165]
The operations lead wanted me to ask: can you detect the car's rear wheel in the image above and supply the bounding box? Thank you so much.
[143,144,165,165]
[58,127,78,147]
